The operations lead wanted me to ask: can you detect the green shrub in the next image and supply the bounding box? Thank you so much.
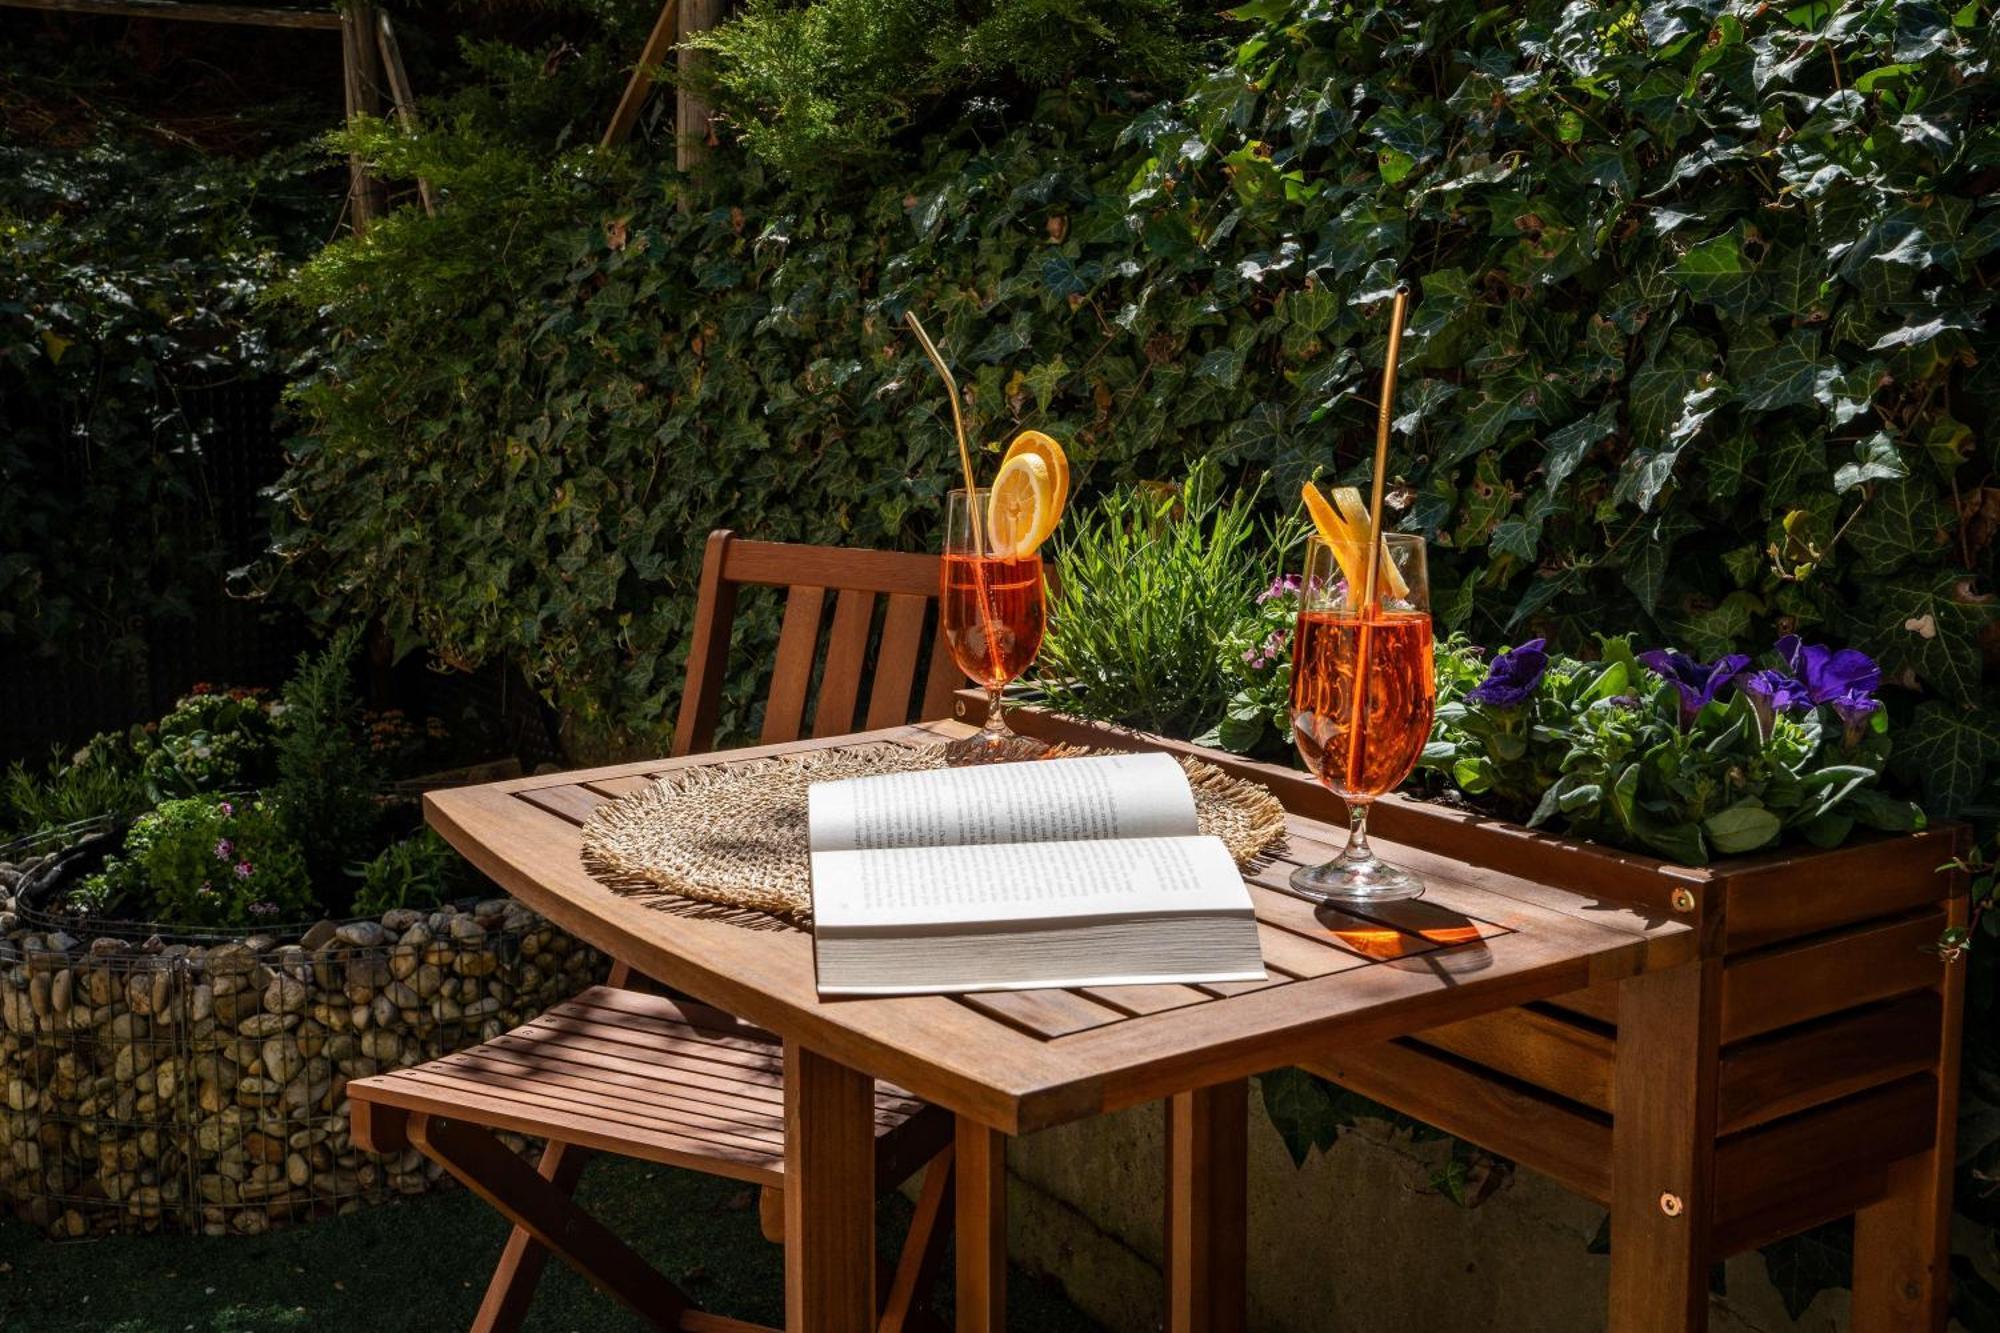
[271,628,383,888]
[1035,462,1281,741]
[350,828,468,918]
[141,688,279,800]
[0,72,327,665]
[690,0,1204,175]
[1,733,151,843]
[77,796,313,928]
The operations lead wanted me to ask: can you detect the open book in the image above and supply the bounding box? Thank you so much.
[807,753,1266,997]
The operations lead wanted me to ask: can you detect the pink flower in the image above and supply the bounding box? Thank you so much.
[234,862,253,880]
[214,839,234,861]
[217,801,234,818]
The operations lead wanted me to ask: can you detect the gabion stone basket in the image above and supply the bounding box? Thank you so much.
[0,846,605,1238]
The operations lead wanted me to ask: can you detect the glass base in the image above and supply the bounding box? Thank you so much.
[1288,853,1425,904]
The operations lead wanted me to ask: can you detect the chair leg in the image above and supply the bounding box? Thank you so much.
[408,1112,694,1332]
[472,1139,594,1333]
[878,1147,954,1333]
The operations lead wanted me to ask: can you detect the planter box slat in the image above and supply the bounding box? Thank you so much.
[1542,982,1620,1026]
[1719,908,1948,1043]
[1716,992,1942,1135]
[1713,1075,1936,1243]
[1721,830,1965,951]
[1412,1006,1615,1115]
[1306,1039,1612,1205]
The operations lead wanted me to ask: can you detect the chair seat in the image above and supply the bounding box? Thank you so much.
[349,986,948,1188]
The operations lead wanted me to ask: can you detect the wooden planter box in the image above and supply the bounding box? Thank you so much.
[959,692,1969,1326]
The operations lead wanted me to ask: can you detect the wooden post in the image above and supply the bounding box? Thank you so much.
[955,1116,1008,1333]
[1850,889,1966,1332]
[675,0,725,170]
[783,1042,877,1333]
[1165,1079,1249,1333]
[340,0,388,232]
[1608,961,1720,1333]
[374,9,434,216]
[600,0,680,150]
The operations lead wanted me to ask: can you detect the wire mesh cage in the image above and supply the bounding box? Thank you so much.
[0,885,605,1238]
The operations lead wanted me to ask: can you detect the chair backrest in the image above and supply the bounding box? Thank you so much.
[671,530,968,758]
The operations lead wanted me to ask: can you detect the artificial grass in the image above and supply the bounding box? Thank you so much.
[0,1156,1101,1331]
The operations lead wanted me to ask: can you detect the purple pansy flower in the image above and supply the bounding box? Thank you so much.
[1468,638,1549,708]
[1638,649,1749,725]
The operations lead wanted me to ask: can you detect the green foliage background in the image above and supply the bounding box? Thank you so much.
[0,66,328,664]
[279,0,1998,789]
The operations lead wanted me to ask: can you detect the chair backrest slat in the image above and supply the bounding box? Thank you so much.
[761,584,827,744]
[865,593,931,731]
[672,530,966,758]
[810,589,877,739]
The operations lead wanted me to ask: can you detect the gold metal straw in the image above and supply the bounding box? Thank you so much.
[904,310,985,551]
[904,308,1007,693]
[1358,285,1411,614]
[1342,284,1413,796]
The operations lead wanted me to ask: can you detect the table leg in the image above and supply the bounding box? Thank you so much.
[956,1115,1007,1333]
[1609,961,1719,1333]
[1851,893,1964,1332]
[1165,1079,1248,1333]
[784,1041,876,1333]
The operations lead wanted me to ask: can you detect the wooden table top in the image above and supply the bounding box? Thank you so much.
[426,720,1696,1135]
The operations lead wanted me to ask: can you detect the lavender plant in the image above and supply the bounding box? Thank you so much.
[1423,636,1921,866]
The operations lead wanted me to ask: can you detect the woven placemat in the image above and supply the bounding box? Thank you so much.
[580,740,1289,930]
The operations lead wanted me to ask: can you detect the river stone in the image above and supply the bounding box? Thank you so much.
[261,1036,302,1085]
[448,916,487,947]
[300,920,340,952]
[335,921,386,949]
[264,975,307,1014]
[381,908,424,934]
[238,1013,296,1039]
[204,943,256,977]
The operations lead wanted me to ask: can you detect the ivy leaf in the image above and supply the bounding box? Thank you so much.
[1870,307,1986,351]
[1832,432,1908,494]
[1667,231,1766,319]
[1814,360,1884,426]
[1629,330,1715,446]
[1258,1068,1341,1166]
[1850,571,1994,705]
[1623,537,1671,612]
[1616,382,1729,511]
[1540,405,1620,494]
[1284,286,1339,334]
[1892,701,2000,817]
[1845,477,1950,573]
[1039,254,1095,298]
[1735,328,1829,412]
[1193,345,1245,389]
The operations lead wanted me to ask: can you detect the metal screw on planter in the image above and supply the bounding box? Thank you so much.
[0,841,605,1238]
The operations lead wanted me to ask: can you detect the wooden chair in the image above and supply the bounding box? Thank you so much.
[349,530,968,1333]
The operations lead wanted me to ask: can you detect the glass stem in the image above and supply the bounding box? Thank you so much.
[1342,799,1374,864]
[981,682,1009,742]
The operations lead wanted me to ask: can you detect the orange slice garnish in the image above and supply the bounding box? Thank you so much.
[987,453,1056,558]
[1300,481,1408,600]
[1002,430,1069,520]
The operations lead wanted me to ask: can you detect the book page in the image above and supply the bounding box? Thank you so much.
[807,752,1199,853]
[811,835,1248,930]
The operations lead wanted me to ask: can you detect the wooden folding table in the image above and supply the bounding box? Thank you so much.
[425,720,1696,1332]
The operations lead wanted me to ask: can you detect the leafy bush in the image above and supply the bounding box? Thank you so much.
[1035,463,1276,740]
[274,0,1997,782]
[1423,634,1919,864]
[141,687,278,800]
[1,733,151,843]
[1204,571,1305,758]
[271,627,382,887]
[350,828,468,917]
[0,80,327,665]
[690,0,1205,175]
[77,796,313,928]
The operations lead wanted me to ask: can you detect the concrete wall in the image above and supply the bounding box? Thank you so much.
[1000,1081,1859,1333]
